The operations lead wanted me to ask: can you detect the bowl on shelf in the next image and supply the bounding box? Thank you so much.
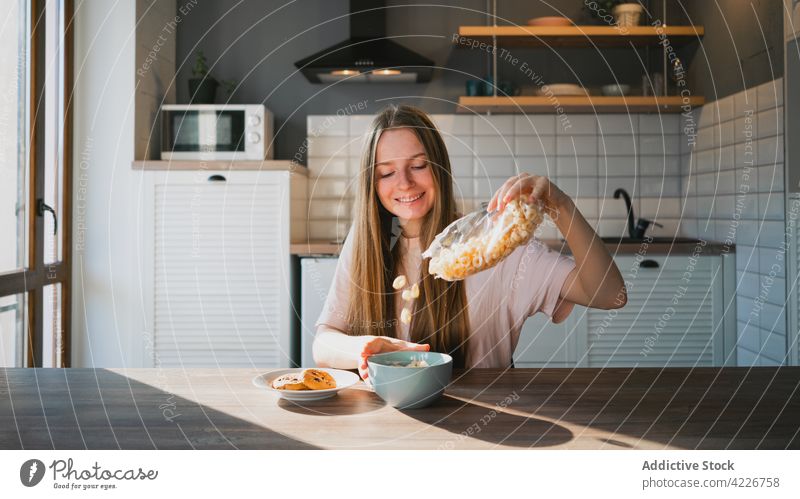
[601,84,631,96]
[367,351,453,409]
[526,16,572,27]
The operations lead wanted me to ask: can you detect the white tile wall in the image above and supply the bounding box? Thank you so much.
[473,115,514,135]
[514,114,556,135]
[307,113,684,242]
[681,78,787,367]
[514,136,556,156]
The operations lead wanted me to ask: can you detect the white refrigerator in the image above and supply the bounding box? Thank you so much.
[299,257,339,367]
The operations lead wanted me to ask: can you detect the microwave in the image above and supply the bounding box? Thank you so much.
[160,104,274,161]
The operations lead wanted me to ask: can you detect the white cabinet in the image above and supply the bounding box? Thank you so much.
[513,308,584,367]
[139,169,307,368]
[300,257,338,368]
[584,254,734,367]
[514,253,736,367]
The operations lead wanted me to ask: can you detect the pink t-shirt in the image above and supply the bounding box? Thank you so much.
[315,231,576,368]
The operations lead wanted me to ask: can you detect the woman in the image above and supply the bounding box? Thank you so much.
[313,104,626,379]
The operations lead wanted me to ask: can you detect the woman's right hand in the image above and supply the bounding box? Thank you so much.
[358,337,430,382]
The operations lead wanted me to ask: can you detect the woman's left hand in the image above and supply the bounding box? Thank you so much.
[486,173,571,217]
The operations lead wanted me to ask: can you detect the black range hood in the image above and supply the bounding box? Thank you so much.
[294,0,434,83]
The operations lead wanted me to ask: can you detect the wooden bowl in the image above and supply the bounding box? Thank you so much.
[536,83,588,96]
[527,16,572,27]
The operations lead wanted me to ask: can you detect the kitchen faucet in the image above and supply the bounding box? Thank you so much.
[613,188,662,239]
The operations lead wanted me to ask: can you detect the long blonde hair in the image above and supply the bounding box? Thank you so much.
[346,104,471,367]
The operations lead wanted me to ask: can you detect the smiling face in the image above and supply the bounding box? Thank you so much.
[374,128,437,232]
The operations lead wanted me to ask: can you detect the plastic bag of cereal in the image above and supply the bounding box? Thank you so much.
[422,198,545,281]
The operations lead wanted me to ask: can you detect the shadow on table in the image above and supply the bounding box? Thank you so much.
[0,368,319,450]
[277,385,386,415]
[536,367,800,449]
[402,394,573,448]
[449,367,800,450]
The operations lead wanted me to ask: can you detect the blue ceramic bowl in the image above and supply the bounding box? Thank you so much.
[367,351,453,409]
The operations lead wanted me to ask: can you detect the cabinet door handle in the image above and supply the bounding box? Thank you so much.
[208,174,226,182]
[641,259,659,268]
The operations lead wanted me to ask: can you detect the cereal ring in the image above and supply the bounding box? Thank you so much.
[400,308,412,324]
[392,275,407,290]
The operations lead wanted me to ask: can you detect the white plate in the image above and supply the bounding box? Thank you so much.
[252,368,360,402]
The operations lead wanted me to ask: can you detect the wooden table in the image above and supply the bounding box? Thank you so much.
[1,368,799,449]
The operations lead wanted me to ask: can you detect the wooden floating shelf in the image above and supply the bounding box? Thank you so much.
[457,95,705,114]
[456,25,704,47]
[131,160,307,174]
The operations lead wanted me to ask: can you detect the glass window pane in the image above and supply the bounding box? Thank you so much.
[0,293,27,367]
[42,283,61,367]
[43,0,64,264]
[0,0,30,272]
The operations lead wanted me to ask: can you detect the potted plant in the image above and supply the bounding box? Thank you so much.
[612,2,644,27]
[188,50,217,103]
[187,51,238,104]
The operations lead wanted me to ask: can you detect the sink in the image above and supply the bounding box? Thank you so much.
[600,236,702,244]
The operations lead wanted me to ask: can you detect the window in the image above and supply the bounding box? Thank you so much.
[0,0,73,367]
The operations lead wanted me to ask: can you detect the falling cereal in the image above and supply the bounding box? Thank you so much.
[400,308,412,325]
[392,275,407,290]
